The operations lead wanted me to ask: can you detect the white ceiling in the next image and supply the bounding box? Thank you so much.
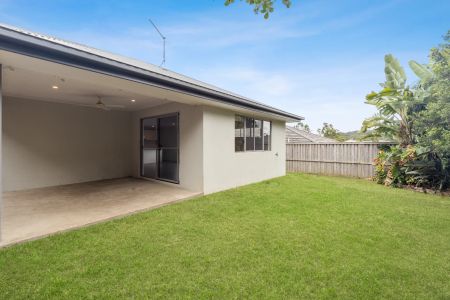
[0,51,181,111]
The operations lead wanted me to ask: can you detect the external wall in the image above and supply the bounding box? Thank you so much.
[131,102,204,193]
[202,106,286,194]
[3,96,285,194]
[2,97,132,191]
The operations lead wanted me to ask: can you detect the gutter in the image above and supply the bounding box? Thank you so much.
[0,26,303,121]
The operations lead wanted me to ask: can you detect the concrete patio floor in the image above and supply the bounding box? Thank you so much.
[0,178,201,247]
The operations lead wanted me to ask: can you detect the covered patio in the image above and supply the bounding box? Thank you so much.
[1,178,199,247]
[0,26,207,246]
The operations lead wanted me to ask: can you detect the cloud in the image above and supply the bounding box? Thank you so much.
[0,0,29,24]
[188,58,385,132]
[216,68,295,96]
[313,0,405,33]
[129,18,318,50]
[147,0,404,50]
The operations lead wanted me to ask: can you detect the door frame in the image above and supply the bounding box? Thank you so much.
[140,112,180,184]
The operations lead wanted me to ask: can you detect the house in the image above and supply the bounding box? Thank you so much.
[0,24,302,245]
[286,126,336,144]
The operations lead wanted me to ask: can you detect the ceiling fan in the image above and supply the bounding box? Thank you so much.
[77,95,125,111]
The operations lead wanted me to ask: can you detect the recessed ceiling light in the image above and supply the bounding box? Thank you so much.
[131,99,136,102]
[52,85,59,89]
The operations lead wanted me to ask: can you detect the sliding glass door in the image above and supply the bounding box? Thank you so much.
[158,115,179,182]
[141,113,179,183]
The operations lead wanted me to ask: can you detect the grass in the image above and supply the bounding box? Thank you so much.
[1,173,449,299]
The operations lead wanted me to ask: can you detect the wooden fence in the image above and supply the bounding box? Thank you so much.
[286,143,391,178]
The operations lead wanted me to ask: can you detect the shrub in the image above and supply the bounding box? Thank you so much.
[373,150,388,184]
[373,145,450,191]
[405,149,450,191]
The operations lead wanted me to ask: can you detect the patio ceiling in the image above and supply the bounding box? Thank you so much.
[0,50,206,111]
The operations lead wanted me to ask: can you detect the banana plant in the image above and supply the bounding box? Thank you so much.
[361,113,398,141]
[383,54,407,89]
[408,61,434,82]
[361,54,428,146]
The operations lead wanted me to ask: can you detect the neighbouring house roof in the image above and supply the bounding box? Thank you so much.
[345,139,396,144]
[0,23,303,121]
[286,126,337,144]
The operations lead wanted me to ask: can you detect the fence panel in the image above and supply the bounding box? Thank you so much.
[286,143,389,178]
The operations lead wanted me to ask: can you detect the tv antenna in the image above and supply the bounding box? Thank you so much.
[148,18,166,67]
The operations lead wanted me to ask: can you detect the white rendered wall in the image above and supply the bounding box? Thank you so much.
[131,102,204,193]
[3,96,285,195]
[2,97,132,191]
[0,67,3,241]
[202,106,286,194]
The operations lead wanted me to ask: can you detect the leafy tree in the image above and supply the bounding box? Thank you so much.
[224,0,291,19]
[317,123,346,141]
[415,31,450,157]
[409,31,450,190]
[294,121,311,132]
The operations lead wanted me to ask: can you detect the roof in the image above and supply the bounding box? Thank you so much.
[286,126,337,144]
[0,23,303,121]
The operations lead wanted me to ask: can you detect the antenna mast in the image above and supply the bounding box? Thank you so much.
[148,18,166,67]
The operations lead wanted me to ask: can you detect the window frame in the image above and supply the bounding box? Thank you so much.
[235,115,272,152]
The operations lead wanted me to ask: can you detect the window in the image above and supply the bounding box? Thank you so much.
[263,120,271,151]
[235,115,272,152]
[254,120,263,150]
[235,116,245,152]
[245,118,255,151]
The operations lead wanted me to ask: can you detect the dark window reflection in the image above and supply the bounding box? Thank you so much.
[255,120,263,150]
[143,118,158,149]
[246,118,255,151]
[141,114,179,183]
[235,115,245,152]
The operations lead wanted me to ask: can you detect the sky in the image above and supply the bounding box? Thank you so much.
[1,0,448,131]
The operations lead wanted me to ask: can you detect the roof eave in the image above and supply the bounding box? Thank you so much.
[0,26,304,121]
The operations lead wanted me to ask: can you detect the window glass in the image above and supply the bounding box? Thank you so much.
[159,149,178,181]
[235,115,245,152]
[245,118,255,151]
[143,118,158,148]
[234,115,272,152]
[263,121,271,151]
[254,120,263,150]
[158,115,178,148]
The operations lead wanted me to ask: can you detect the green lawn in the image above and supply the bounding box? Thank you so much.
[1,174,449,299]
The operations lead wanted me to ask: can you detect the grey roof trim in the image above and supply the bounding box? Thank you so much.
[0,24,303,121]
